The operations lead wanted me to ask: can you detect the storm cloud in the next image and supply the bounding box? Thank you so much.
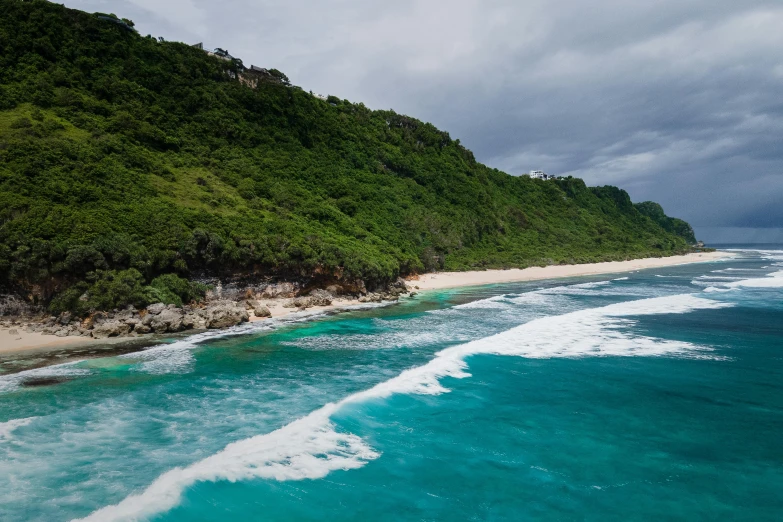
[64,0,783,242]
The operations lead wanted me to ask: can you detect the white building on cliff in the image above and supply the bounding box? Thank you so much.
[528,170,557,180]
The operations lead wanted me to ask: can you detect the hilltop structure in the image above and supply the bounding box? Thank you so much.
[528,170,559,180]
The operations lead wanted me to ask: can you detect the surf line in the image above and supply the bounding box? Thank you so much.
[77,293,733,522]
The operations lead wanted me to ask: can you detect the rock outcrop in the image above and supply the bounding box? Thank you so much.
[252,304,272,318]
[2,278,412,342]
[92,320,131,339]
[204,301,249,329]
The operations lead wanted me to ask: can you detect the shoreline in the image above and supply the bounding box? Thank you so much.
[409,251,731,290]
[0,251,731,356]
[0,297,366,356]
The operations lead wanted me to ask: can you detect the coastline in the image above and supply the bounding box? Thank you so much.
[0,297,365,356]
[410,251,731,290]
[0,251,731,356]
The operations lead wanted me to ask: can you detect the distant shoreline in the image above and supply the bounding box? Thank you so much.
[409,251,732,290]
[0,251,732,356]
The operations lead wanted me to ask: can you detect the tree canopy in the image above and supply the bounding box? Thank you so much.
[0,0,695,312]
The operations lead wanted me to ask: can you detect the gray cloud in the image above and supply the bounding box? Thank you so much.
[65,0,783,240]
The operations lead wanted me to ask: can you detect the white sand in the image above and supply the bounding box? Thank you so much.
[0,329,93,354]
[409,251,732,290]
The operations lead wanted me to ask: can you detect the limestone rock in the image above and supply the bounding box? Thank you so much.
[150,308,184,333]
[253,305,271,318]
[146,303,166,315]
[308,289,333,307]
[260,282,297,299]
[54,326,72,337]
[181,308,207,330]
[92,320,131,339]
[134,324,152,334]
[283,296,312,309]
[204,301,249,329]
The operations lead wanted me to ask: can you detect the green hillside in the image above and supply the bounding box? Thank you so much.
[0,0,695,313]
[634,202,696,244]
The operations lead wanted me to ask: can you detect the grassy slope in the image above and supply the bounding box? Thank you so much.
[0,0,693,311]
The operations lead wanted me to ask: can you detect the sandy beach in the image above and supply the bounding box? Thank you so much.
[1,251,730,355]
[410,251,731,290]
[0,331,93,354]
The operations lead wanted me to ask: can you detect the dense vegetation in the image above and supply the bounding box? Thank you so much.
[0,0,696,313]
[634,202,696,244]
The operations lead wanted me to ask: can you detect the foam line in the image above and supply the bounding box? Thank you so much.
[75,404,378,521]
[79,293,733,522]
[0,362,91,394]
[702,270,783,292]
[724,270,783,288]
[0,417,35,441]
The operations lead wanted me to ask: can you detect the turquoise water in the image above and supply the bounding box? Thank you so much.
[1,248,782,521]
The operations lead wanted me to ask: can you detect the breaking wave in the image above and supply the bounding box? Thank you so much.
[702,270,783,292]
[0,362,92,394]
[0,417,35,442]
[81,293,733,521]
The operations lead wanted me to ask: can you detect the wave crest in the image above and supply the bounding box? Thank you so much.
[82,293,733,521]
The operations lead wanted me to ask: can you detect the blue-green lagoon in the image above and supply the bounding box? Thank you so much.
[1,248,782,521]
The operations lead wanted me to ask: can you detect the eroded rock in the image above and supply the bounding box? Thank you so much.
[92,320,131,339]
[150,308,184,334]
[146,303,166,315]
[205,301,248,329]
[253,305,271,318]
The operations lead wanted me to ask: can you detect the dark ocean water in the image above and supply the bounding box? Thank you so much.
[1,248,781,521]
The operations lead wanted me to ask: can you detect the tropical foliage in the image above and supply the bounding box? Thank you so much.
[0,0,695,312]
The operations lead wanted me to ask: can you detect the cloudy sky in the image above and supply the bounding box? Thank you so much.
[65,0,783,242]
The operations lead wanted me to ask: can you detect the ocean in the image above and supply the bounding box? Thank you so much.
[1,247,781,521]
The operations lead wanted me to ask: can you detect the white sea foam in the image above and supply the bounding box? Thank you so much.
[75,404,379,522]
[118,321,280,375]
[724,270,783,289]
[118,306,392,374]
[83,293,734,521]
[0,362,91,394]
[0,417,35,441]
[699,270,783,292]
[2,305,394,392]
[711,268,766,273]
[612,277,629,281]
[451,294,510,310]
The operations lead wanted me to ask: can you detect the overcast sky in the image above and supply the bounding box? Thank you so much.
[65,0,783,243]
